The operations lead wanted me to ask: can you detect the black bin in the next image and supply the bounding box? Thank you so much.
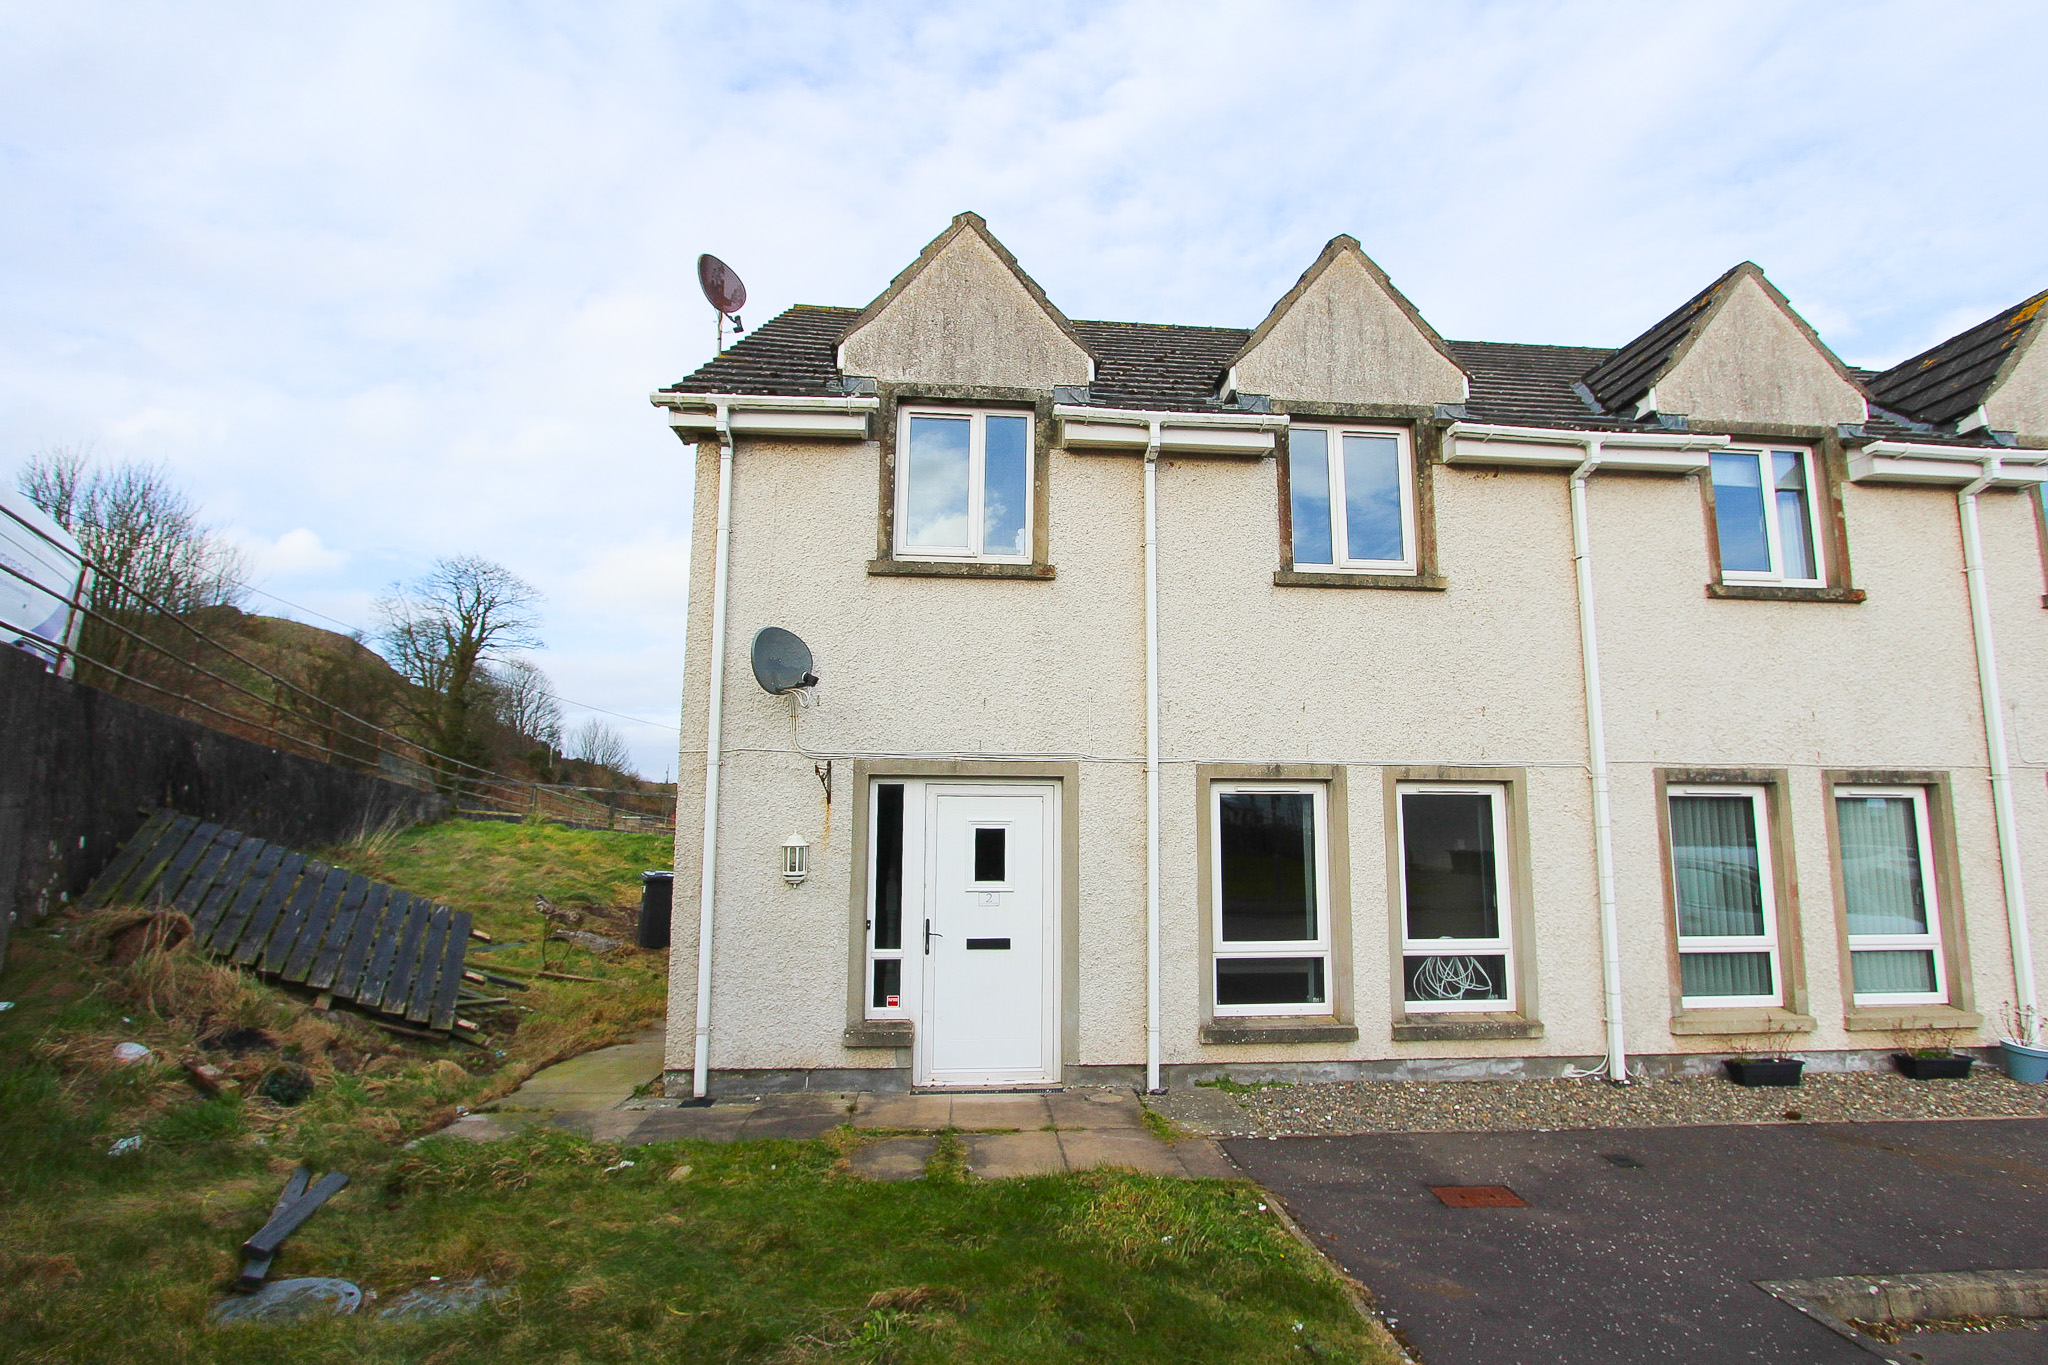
[637,871,675,949]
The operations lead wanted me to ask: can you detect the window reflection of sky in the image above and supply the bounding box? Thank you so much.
[982,415,1029,555]
[904,415,971,549]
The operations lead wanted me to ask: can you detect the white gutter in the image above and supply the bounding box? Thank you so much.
[1143,417,1164,1095]
[650,391,882,411]
[1957,455,2041,1046]
[1051,403,1290,429]
[1568,441,1629,1084]
[692,399,736,1100]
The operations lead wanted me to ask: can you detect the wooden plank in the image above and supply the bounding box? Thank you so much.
[259,859,330,972]
[406,906,452,1023]
[81,809,178,908]
[190,836,265,942]
[231,851,306,963]
[429,910,472,1031]
[278,866,349,981]
[206,842,284,954]
[356,894,414,1011]
[147,821,220,907]
[379,901,432,1017]
[109,810,202,907]
[171,830,242,917]
[330,883,389,1000]
[307,875,372,991]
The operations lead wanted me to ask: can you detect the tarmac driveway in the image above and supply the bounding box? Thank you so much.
[1225,1118,2048,1364]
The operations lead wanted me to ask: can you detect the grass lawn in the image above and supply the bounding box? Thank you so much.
[0,819,1400,1364]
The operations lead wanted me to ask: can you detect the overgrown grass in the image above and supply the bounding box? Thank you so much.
[0,820,1399,1363]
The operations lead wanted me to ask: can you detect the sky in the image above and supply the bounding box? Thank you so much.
[4,1,2045,778]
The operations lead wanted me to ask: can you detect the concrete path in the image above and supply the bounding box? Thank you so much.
[434,1035,1236,1180]
[1227,1118,2048,1365]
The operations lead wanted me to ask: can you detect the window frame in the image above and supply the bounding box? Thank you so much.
[1208,779,1333,1019]
[1396,781,1516,1016]
[1666,784,1783,1011]
[1833,784,1948,1008]
[891,406,1034,565]
[1709,444,1827,588]
[862,780,914,1021]
[1284,422,1419,576]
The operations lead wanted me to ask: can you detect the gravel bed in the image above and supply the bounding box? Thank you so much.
[1179,1068,2048,1138]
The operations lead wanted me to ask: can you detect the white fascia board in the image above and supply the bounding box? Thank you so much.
[1849,441,2048,487]
[1055,404,1287,459]
[1444,422,1727,473]
[654,392,878,441]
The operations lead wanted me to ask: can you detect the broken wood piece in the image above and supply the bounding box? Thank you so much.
[184,1058,237,1096]
[455,995,511,1007]
[358,1016,439,1040]
[236,1168,311,1290]
[469,927,491,942]
[241,1170,349,1259]
[313,991,333,1010]
[537,971,603,983]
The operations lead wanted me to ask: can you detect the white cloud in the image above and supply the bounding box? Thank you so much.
[237,526,348,579]
[3,0,2045,779]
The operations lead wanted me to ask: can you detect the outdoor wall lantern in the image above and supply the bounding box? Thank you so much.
[781,832,810,885]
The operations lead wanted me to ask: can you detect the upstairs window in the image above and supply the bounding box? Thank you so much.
[895,408,1032,562]
[1289,425,1416,575]
[1710,447,1823,586]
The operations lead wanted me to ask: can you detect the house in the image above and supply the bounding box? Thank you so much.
[652,213,2048,1096]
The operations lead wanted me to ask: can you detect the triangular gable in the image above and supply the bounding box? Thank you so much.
[836,212,1094,389]
[1867,289,2047,435]
[1228,237,1467,406]
[1582,263,1866,427]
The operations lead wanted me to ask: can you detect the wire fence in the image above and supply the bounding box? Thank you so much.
[0,500,674,833]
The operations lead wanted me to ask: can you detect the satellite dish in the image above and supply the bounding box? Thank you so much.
[698,253,747,319]
[751,627,817,695]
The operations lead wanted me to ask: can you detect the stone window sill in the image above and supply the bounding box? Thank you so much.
[867,558,1055,581]
[1706,583,1866,604]
[1392,1016,1542,1042]
[1669,1008,1817,1037]
[1275,570,1447,591]
[1200,1018,1359,1046]
[1843,1007,1982,1034]
[842,1020,914,1049]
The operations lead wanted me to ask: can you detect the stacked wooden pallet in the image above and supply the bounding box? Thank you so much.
[84,810,479,1038]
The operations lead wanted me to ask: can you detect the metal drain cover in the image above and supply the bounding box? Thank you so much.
[1430,1184,1527,1208]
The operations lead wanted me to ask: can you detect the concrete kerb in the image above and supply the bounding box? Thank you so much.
[1259,1187,1421,1365]
[1755,1270,2048,1364]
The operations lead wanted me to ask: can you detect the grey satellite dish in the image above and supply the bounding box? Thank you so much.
[751,627,817,695]
[698,253,746,338]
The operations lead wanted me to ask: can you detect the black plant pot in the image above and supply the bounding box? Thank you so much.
[1892,1052,1974,1080]
[1724,1058,1804,1087]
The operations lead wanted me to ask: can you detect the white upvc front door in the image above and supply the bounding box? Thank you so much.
[915,783,1059,1087]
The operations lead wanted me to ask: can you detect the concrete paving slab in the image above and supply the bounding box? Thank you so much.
[430,1112,536,1143]
[488,1027,664,1111]
[1149,1085,1251,1136]
[1227,1118,2048,1365]
[849,1137,936,1182]
[1047,1089,1146,1130]
[623,1107,755,1143]
[1056,1129,1185,1175]
[964,1131,1065,1178]
[950,1094,1052,1131]
[1173,1139,1241,1179]
[852,1093,954,1130]
[741,1111,846,1140]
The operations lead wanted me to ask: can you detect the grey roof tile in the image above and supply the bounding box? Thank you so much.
[1865,289,2047,428]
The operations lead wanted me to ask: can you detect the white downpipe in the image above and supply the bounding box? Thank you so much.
[1569,442,1630,1083]
[1958,459,2040,1046]
[692,401,736,1100]
[1144,418,1164,1094]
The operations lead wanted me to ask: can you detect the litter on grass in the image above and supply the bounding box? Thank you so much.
[106,1136,142,1156]
[602,1159,636,1173]
[209,1278,362,1327]
[112,1042,152,1065]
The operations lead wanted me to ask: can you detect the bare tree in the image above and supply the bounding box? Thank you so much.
[486,656,563,750]
[15,446,248,697]
[375,555,542,786]
[570,717,635,777]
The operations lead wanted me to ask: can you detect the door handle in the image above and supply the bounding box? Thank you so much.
[924,921,941,954]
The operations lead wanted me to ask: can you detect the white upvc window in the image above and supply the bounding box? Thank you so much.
[1398,783,1514,1013]
[894,408,1032,562]
[1211,781,1331,1017]
[1289,424,1417,575]
[1668,786,1782,1009]
[1835,786,1948,1006]
[865,782,909,1017]
[1710,446,1824,586]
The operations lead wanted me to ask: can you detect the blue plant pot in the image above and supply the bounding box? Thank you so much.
[2000,1040,2048,1084]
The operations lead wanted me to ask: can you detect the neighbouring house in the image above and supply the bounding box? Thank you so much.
[653,212,2048,1095]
